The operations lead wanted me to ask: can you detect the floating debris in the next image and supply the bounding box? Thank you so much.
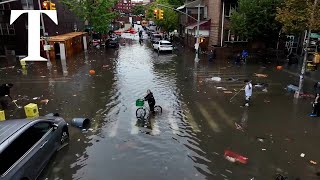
[254,73,268,78]
[211,77,222,82]
[40,99,49,105]
[300,153,305,157]
[310,160,317,165]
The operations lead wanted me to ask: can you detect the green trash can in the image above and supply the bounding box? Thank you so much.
[136,99,144,107]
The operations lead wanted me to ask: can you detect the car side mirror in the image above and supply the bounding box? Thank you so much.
[52,123,59,131]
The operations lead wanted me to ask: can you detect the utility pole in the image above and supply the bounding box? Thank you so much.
[295,0,318,98]
[194,5,200,62]
[37,0,52,68]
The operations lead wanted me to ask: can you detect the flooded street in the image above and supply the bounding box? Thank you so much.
[1,30,320,179]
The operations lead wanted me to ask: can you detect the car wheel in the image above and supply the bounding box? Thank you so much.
[60,128,69,146]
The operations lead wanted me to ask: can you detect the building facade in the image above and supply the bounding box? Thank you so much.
[0,0,84,57]
[114,0,143,14]
[114,0,133,14]
[179,0,245,50]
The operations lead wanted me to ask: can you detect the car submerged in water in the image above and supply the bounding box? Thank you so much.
[0,115,69,180]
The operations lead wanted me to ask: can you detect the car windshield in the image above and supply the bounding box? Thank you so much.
[153,35,161,38]
[160,42,172,46]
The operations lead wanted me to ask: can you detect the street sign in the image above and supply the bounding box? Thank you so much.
[43,45,51,51]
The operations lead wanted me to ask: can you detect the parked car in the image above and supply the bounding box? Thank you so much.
[0,116,69,180]
[153,40,173,52]
[147,29,156,36]
[151,34,162,44]
[105,37,119,48]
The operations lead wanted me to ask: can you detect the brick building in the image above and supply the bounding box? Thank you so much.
[0,0,84,57]
[179,0,246,50]
[114,0,143,14]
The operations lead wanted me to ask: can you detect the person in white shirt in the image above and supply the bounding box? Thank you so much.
[244,80,252,107]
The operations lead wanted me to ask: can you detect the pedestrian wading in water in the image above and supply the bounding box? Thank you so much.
[244,80,252,107]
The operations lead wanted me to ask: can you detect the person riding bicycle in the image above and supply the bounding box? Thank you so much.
[144,89,156,114]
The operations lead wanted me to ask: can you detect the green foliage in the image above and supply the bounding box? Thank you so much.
[230,0,282,41]
[60,0,116,34]
[146,0,179,32]
[167,0,184,6]
[276,0,320,33]
[132,5,145,15]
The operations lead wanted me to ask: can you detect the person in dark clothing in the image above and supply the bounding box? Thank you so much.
[0,83,13,110]
[208,47,216,62]
[235,53,241,65]
[311,93,320,117]
[314,82,320,95]
[144,89,156,114]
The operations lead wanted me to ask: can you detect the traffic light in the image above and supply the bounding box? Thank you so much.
[159,9,164,20]
[42,1,49,10]
[50,2,56,10]
[153,9,158,19]
[199,37,205,43]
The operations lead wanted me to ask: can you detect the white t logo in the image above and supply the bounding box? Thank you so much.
[10,10,58,61]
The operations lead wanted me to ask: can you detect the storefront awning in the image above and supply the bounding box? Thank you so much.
[311,33,320,39]
[186,21,210,30]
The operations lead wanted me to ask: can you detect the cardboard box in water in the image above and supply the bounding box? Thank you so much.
[24,103,39,118]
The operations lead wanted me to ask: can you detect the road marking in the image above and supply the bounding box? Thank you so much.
[151,118,161,135]
[184,108,201,133]
[130,118,139,135]
[108,107,121,137]
[168,113,179,134]
[195,102,220,133]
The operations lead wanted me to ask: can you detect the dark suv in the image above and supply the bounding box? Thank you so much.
[0,116,69,180]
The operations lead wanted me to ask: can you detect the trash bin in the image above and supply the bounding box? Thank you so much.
[287,84,299,92]
[71,118,90,128]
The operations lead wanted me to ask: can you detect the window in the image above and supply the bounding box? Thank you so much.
[0,122,52,175]
[225,3,237,17]
[160,42,172,46]
[224,29,248,42]
[204,6,208,19]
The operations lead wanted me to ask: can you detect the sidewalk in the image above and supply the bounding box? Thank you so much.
[283,63,320,83]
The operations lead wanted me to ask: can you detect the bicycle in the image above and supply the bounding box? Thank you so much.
[135,99,162,119]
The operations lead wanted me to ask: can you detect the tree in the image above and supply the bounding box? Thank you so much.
[276,0,320,33]
[276,0,320,98]
[230,0,282,45]
[60,0,116,34]
[132,5,145,15]
[167,0,184,6]
[146,0,179,32]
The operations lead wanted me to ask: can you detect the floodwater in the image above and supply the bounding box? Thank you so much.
[1,28,320,180]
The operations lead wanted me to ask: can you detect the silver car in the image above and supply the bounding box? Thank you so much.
[0,116,69,180]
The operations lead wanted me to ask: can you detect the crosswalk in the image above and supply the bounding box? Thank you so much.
[193,68,280,93]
